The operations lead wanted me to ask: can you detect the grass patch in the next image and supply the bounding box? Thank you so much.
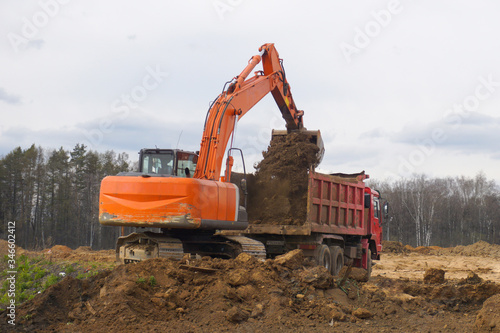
[0,253,114,310]
[65,265,76,274]
[149,276,157,286]
[0,254,49,308]
[43,274,61,290]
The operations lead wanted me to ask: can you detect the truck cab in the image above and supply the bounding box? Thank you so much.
[364,187,387,260]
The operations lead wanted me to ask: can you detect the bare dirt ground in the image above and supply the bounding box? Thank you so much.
[374,241,500,284]
[1,241,500,332]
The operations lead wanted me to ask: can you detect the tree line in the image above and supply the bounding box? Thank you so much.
[1,144,499,250]
[0,144,131,250]
[372,173,500,248]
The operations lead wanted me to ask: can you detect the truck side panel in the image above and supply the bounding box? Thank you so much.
[244,171,369,237]
[308,172,367,236]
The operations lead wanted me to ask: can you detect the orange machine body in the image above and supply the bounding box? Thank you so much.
[99,175,244,230]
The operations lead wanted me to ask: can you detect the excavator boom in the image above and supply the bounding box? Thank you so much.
[194,43,312,181]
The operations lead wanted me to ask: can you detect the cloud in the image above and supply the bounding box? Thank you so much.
[0,88,21,105]
[388,112,500,155]
[0,126,73,158]
[363,128,385,139]
[27,39,44,50]
[1,0,500,184]
[0,112,205,164]
[75,111,203,153]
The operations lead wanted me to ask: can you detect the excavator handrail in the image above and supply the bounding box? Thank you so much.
[193,43,304,181]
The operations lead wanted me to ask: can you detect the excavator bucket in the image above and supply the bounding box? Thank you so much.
[271,129,325,167]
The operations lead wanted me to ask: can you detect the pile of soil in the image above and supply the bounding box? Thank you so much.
[411,245,444,254]
[382,241,409,254]
[387,240,500,258]
[382,241,500,259]
[247,132,320,225]
[475,294,500,331]
[2,248,499,332]
[20,245,116,263]
[0,239,23,254]
[438,241,500,258]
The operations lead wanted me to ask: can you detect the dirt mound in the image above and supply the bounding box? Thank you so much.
[424,268,446,284]
[439,241,500,258]
[412,245,443,254]
[382,241,408,254]
[20,246,115,263]
[475,294,500,331]
[50,245,72,253]
[62,249,116,263]
[0,239,23,254]
[0,239,8,254]
[382,241,500,258]
[374,275,499,306]
[460,271,483,285]
[5,253,338,332]
[3,249,500,333]
[75,246,93,252]
[247,132,320,225]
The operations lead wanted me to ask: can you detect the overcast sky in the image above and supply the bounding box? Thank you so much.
[1,0,499,184]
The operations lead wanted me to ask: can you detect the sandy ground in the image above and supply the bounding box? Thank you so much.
[373,252,500,283]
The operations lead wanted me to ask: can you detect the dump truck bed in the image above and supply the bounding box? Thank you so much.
[244,170,368,236]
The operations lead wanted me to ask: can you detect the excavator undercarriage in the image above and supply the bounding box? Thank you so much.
[115,231,266,264]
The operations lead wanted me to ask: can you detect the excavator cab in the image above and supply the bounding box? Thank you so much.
[139,148,198,177]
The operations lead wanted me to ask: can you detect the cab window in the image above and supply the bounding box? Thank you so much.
[142,152,174,175]
[176,152,197,178]
[373,197,380,219]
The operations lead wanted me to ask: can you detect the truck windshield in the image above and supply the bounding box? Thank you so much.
[141,151,174,175]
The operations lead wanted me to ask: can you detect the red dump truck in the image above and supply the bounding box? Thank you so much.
[241,170,387,277]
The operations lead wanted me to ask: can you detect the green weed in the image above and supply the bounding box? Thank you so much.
[149,276,157,286]
[43,274,61,290]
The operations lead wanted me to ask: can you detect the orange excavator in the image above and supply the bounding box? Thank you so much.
[99,43,323,263]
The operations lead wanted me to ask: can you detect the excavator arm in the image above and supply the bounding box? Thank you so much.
[194,43,305,181]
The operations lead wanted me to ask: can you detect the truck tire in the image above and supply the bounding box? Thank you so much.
[314,245,331,272]
[329,246,344,276]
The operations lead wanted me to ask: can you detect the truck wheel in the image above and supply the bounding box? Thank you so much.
[314,245,331,272]
[329,246,344,276]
